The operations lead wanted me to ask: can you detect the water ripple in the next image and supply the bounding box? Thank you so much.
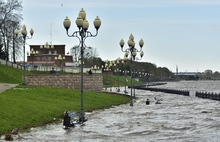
[10,81,220,142]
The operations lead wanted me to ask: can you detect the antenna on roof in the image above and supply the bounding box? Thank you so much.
[50,22,53,45]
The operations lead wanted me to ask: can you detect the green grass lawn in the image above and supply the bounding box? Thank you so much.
[0,85,130,135]
[0,65,23,84]
[103,74,143,88]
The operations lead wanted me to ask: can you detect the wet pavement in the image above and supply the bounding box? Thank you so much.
[5,82,220,142]
[0,83,18,93]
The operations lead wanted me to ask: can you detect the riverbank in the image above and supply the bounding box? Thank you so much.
[9,82,220,142]
[0,85,130,137]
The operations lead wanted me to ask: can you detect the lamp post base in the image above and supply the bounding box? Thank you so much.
[22,78,26,85]
[117,88,120,92]
[130,100,133,106]
[79,114,87,123]
[79,107,86,123]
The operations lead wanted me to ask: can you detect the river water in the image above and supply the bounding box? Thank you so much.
[6,81,220,142]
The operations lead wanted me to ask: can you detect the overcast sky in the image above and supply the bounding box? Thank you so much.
[20,0,220,72]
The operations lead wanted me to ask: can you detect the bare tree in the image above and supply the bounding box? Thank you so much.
[70,45,98,61]
[70,45,100,68]
[0,0,23,62]
[70,45,80,62]
[84,47,100,67]
[0,37,6,59]
[85,47,99,59]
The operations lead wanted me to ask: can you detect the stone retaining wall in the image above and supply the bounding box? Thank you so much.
[26,74,103,91]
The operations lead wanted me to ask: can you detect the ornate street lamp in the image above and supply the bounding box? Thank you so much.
[15,25,34,85]
[120,34,144,106]
[115,58,121,92]
[103,61,114,91]
[101,64,108,90]
[55,54,65,71]
[102,63,113,90]
[63,8,101,123]
[109,61,115,91]
[91,65,99,73]
[114,68,121,92]
[27,48,38,70]
[40,42,54,71]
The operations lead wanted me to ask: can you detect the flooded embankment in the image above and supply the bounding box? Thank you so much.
[2,81,220,142]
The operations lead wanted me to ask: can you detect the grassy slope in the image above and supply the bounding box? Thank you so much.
[0,64,23,84]
[0,64,142,134]
[103,73,143,87]
[0,85,129,134]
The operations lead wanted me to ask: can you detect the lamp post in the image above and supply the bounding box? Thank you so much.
[27,48,38,70]
[40,42,54,71]
[15,25,34,85]
[104,61,113,91]
[101,65,107,90]
[115,58,121,92]
[123,70,129,94]
[133,69,136,97]
[122,57,128,94]
[109,61,115,91]
[114,68,121,92]
[115,68,119,91]
[102,63,112,90]
[63,8,101,123]
[120,34,144,106]
[77,60,84,73]
[55,54,65,71]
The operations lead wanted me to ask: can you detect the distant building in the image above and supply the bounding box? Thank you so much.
[174,72,199,80]
[176,65,178,76]
[27,44,73,67]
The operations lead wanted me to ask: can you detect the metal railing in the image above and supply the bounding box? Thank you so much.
[0,59,23,69]
[0,59,102,73]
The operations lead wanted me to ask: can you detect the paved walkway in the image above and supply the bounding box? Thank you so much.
[0,83,18,93]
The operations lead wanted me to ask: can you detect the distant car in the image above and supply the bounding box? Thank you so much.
[20,63,37,68]
[20,64,30,67]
